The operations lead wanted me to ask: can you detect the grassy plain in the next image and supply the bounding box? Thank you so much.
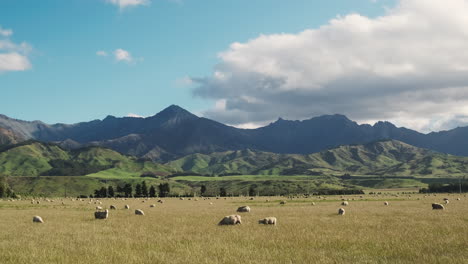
[1,193,467,264]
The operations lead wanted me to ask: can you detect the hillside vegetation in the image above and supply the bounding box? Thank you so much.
[167,140,468,177]
[0,141,173,177]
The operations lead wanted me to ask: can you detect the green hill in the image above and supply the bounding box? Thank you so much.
[0,141,174,177]
[167,140,468,177]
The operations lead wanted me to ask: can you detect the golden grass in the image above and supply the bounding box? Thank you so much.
[0,194,467,264]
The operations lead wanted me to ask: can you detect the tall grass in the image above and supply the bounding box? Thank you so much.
[0,194,467,263]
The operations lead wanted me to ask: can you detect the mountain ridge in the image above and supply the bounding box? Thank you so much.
[1,105,468,160]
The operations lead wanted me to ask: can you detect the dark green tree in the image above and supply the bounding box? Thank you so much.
[158,183,170,197]
[123,183,133,197]
[219,187,227,197]
[200,185,207,196]
[249,185,257,196]
[135,184,142,197]
[141,181,148,197]
[149,185,156,197]
[108,186,115,197]
[0,177,9,198]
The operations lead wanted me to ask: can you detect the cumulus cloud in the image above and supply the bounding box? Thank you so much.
[106,0,150,9]
[0,26,12,37]
[192,0,468,133]
[114,48,134,63]
[0,26,32,73]
[126,113,145,118]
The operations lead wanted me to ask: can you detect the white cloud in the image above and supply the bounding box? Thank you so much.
[106,0,150,9]
[96,50,108,56]
[114,48,133,63]
[0,26,12,37]
[126,113,145,118]
[192,0,468,133]
[0,26,32,73]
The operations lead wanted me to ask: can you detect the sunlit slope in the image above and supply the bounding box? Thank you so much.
[168,140,468,177]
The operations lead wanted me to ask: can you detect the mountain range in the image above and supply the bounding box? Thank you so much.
[2,140,467,178]
[2,105,468,161]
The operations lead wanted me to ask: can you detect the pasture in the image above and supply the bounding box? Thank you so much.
[0,193,467,264]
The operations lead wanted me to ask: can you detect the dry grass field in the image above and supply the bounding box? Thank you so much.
[1,194,467,264]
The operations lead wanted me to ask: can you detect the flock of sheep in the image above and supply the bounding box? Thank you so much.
[4,193,462,225]
[218,205,277,226]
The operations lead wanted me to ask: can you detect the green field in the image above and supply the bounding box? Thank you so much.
[1,194,467,264]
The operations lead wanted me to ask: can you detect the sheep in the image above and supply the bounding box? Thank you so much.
[457,198,461,201]
[445,200,449,204]
[218,215,242,225]
[180,198,184,200]
[311,202,316,206]
[384,201,389,206]
[33,216,44,223]
[150,204,156,208]
[109,205,116,210]
[157,200,164,204]
[135,209,145,215]
[338,208,346,215]
[258,217,277,225]
[94,210,109,219]
[96,206,103,210]
[341,201,349,206]
[236,206,251,213]
[432,203,445,210]
[125,205,130,209]
[280,201,286,205]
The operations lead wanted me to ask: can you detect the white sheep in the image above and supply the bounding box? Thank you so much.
[338,208,346,215]
[258,217,277,225]
[218,215,242,225]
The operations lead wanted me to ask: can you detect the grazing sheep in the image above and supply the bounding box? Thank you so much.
[280,201,286,205]
[33,216,44,223]
[94,210,109,219]
[432,203,445,210]
[125,205,130,209]
[457,198,461,201]
[445,200,449,204]
[311,202,316,206]
[150,204,156,207]
[443,198,449,201]
[218,215,242,225]
[384,201,389,206]
[109,205,116,210]
[249,197,254,200]
[338,208,346,215]
[157,200,164,204]
[180,198,184,200]
[135,209,145,215]
[341,201,349,206]
[96,206,103,210]
[237,206,251,213]
[258,217,277,225]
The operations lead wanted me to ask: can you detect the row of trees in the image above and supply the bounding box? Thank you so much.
[92,181,171,198]
[198,184,365,197]
[0,177,17,198]
[420,182,468,193]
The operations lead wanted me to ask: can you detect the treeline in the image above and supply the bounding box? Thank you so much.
[312,189,365,195]
[90,181,171,198]
[420,182,468,193]
[0,177,17,198]
[42,159,113,176]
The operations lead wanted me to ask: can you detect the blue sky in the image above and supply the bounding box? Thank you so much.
[0,0,396,124]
